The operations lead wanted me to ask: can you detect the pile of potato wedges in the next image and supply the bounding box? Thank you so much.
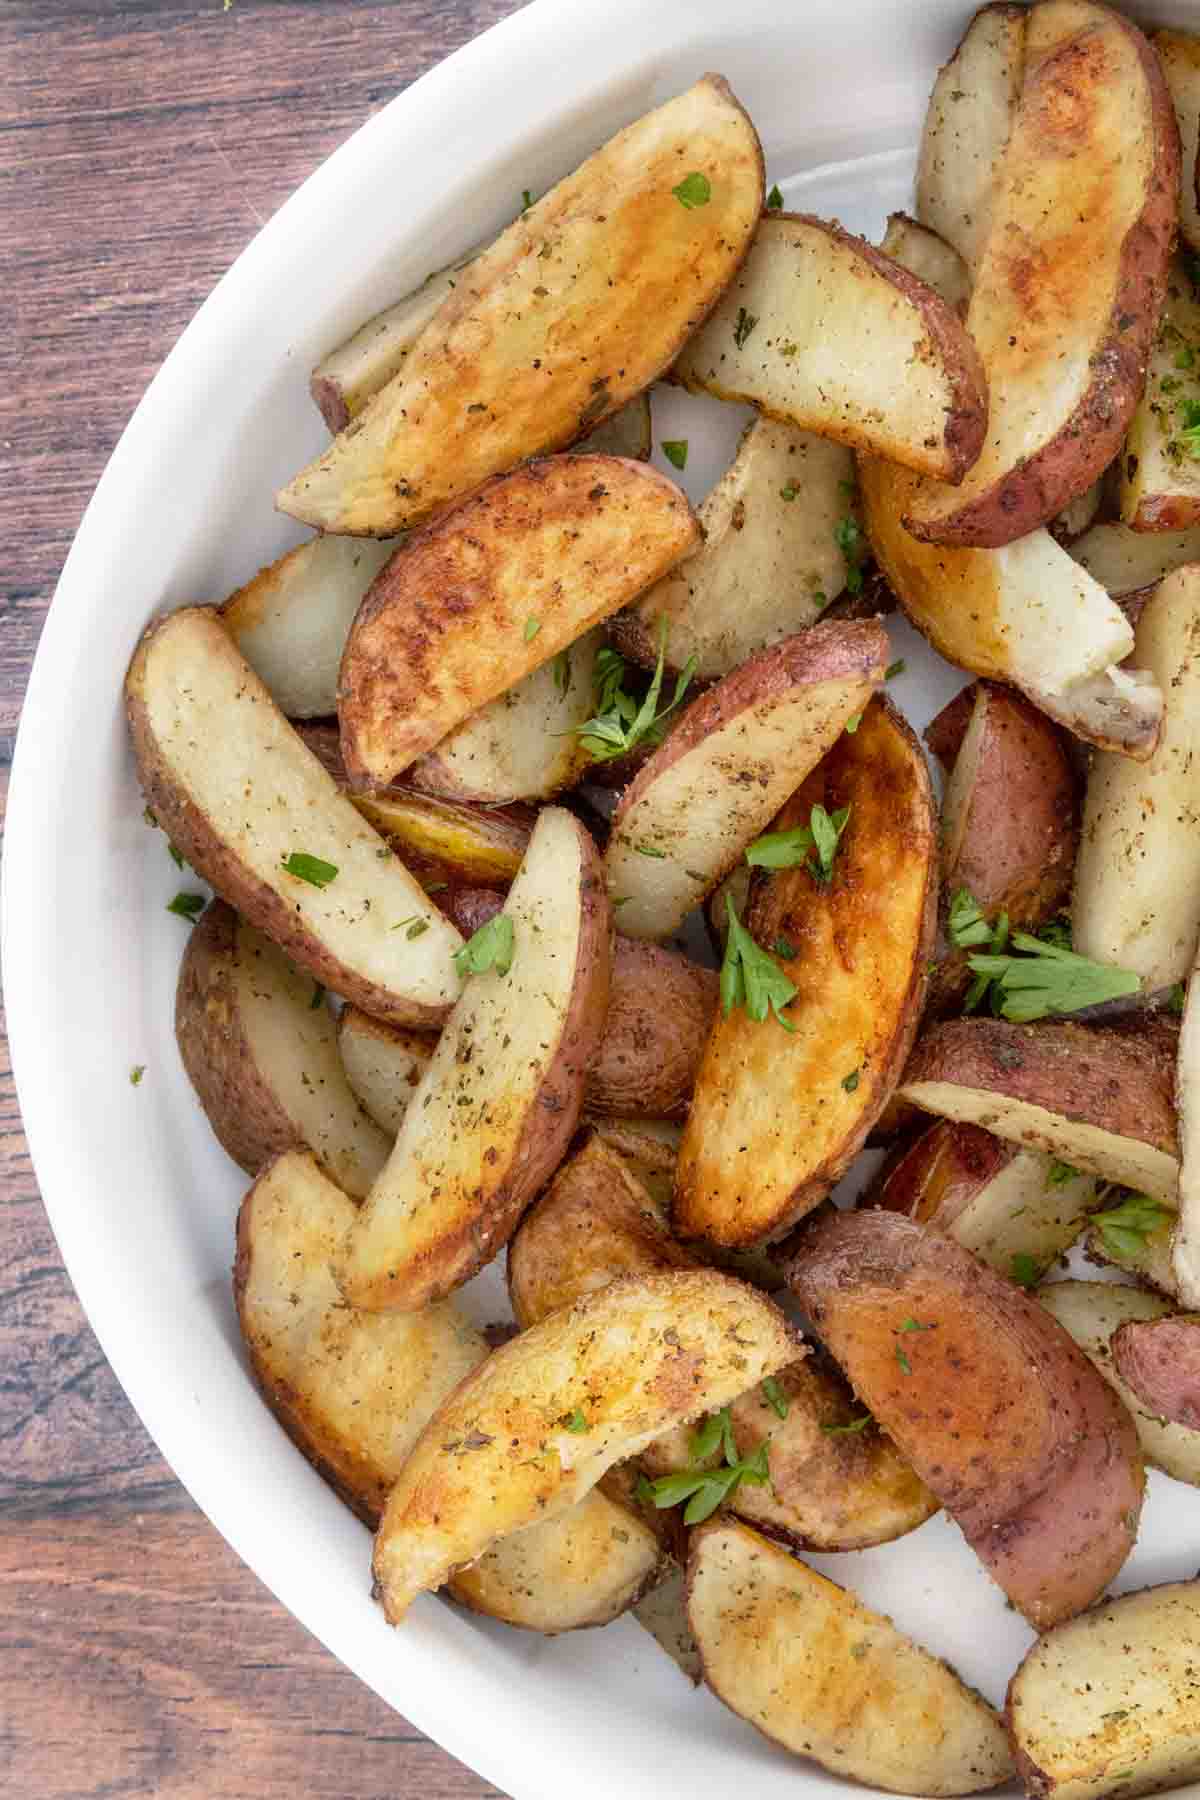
[126,11,1200,1796]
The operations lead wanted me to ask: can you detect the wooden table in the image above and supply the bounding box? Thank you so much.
[1,5,525,1793]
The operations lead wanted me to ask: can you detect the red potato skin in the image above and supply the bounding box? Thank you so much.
[871,1119,1017,1227]
[788,1208,1144,1628]
[924,686,976,771]
[1111,1315,1200,1429]
[903,10,1180,548]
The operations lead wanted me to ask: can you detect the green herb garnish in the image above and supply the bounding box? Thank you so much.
[129,1065,145,1087]
[947,888,995,951]
[167,891,206,922]
[1047,1160,1080,1189]
[552,650,571,696]
[842,1068,860,1093]
[1010,1253,1040,1289]
[779,482,799,502]
[834,514,867,596]
[453,912,514,979]
[766,183,784,210]
[821,1412,873,1436]
[576,619,696,762]
[661,439,688,470]
[309,982,326,1011]
[640,1406,771,1525]
[1170,983,1187,1015]
[733,306,759,349]
[885,659,906,681]
[280,852,338,889]
[1091,1193,1176,1262]
[845,713,862,734]
[761,1376,789,1420]
[745,804,849,883]
[672,171,712,209]
[524,617,541,642]
[966,933,1140,1022]
[895,1347,912,1376]
[563,1408,589,1434]
[720,895,798,1031]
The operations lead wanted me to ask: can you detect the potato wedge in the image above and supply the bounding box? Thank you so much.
[676,695,936,1247]
[603,618,887,941]
[1039,1281,1200,1486]
[337,454,696,787]
[1007,1581,1200,1800]
[1119,260,1200,531]
[671,212,986,483]
[338,807,609,1311]
[899,1017,1180,1203]
[1070,519,1200,596]
[234,1149,487,1527]
[335,1007,434,1138]
[860,454,1161,759]
[221,534,401,718]
[874,1121,1095,1283]
[941,681,1078,928]
[1050,477,1103,547]
[1074,565,1200,989]
[407,629,603,804]
[585,938,716,1122]
[789,1207,1144,1628]
[279,76,762,535]
[632,1567,701,1684]
[125,608,462,1027]
[1111,1310,1200,1432]
[176,901,391,1197]
[904,2,1179,548]
[879,211,971,313]
[371,1268,798,1621]
[688,1519,1012,1797]
[915,3,1026,275]
[1171,952,1200,1304]
[612,418,854,680]
[1155,29,1200,254]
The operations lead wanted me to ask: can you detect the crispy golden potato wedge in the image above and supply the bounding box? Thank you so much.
[279,76,763,535]
[1111,1310,1200,1433]
[603,618,887,941]
[874,1121,1095,1284]
[789,1207,1144,1628]
[176,901,391,1197]
[335,1007,434,1138]
[1007,1581,1200,1800]
[337,454,696,787]
[1070,519,1200,596]
[671,212,986,483]
[915,3,1026,275]
[1155,29,1200,253]
[1120,260,1200,531]
[879,211,970,313]
[688,1519,1012,1797]
[676,695,936,1247]
[221,534,400,718]
[234,1149,487,1527]
[1074,566,1200,989]
[860,455,1161,759]
[632,1566,701,1684]
[125,608,462,1027]
[1172,950,1200,1304]
[900,1018,1180,1203]
[587,938,717,1121]
[904,2,1179,548]
[612,418,854,680]
[1039,1281,1200,1486]
[371,1268,799,1622]
[338,807,610,1311]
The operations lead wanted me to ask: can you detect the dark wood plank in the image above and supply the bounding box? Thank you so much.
[1,4,526,1793]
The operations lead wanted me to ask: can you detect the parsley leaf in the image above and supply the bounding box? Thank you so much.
[281,852,338,889]
[661,439,688,470]
[576,618,696,763]
[1010,1253,1040,1289]
[845,713,862,734]
[640,1408,771,1525]
[721,896,798,1030]
[129,1064,145,1087]
[966,932,1140,1022]
[563,1408,589,1434]
[885,659,906,681]
[810,804,851,882]
[1047,1160,1080,1189]
[1091,1193,1176,1262]
[761,1376,789,1420]
[947,888,995,950]
[821,1412,873,1436]
[1170,983,1187,1015]
[834,514,867,596]
[895,1346,912,1376]
[842,1068,860,1093]
[167,891,206,922]
[521,188,534,212]
[552,650,571,696]
[734,306,759,349]
[453,912,514,979]
[672,171,711,209]
[766,183,784,210]
[745,804,849,882]
[524,617,541,642]
[309,982,326,1011]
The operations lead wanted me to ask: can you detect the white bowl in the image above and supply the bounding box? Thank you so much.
[8,3,1200,1796]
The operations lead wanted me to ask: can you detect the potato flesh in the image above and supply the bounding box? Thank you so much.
[126,608,462,1023]
[1155,31,1200,254]
[672,212,984,481]
[688,1520,1012,1797]
[632,1566,701,1684]
[370,1268,798,1620]
[1007,1582,1200,1800]
[1112,1313,1200,1431]
[1120,262,1200,531]
[1070,520,1200,595]
[350,787,530,883]
[338,807,608,1312]
[604,621,887,940]
[879,212,971,312]
[915,5,1025,275]
[278,76,763,534]
[220,534,399,718]
[335,1007,433,1138]
[615,418,852,680]
[1074,566,1200,988]
[1172,951,1200,1305]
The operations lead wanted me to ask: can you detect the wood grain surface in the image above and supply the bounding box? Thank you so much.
[1,5,526,1794]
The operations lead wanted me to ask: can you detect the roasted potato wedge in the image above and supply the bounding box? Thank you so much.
[176,901,391,1197]
[688,1519,1012,1797]
[1119,259,1200,531]
[1007,1581,1200,1800]
[221,534,400,718]
[1039,1281,1200,1486]
[915,3,1026,275]
[904,2,1179,548]
[1172,952,1200,1304]
[671,212,986,483]
[676,695,936,1247]
[789,1207,1144,1629]
[125,608,462,1027]
[603,618,887,941]
[874,1121,1095,1284]
[335,1007,434,1138]
[1155,29,1200,254]
[612,418,854,679]
[632,1567,701,1684]
[1074,565,1200,989]
[234,1149,487,1527]
[899,1017,1180,1203]
[1111,1310,1200,1433]
[587,938,718,1121]
[337,454,696,787]
[1070,519,1200,596]
[860,454,1161,759]
[370,1268,798,1622]
[1050,477,1104,547]
[279,75,763,534]
[338,807,610,1311]
[586,1117,681,1211]
[879,211,970,313]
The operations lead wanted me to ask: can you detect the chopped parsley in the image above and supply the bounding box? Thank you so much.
[966,932,1140,1022]
[761,1376,789,1420]
[779,481,800,502]
[766,183,784,210]
[309,982,326,1011]
[720,895,798,1030]
[524,617,541,642]
[672,171,712,209]
[845,713,862,734]
[639,1405,770,1525]
[895,1347,912,1376]
[1170,983,1187,1015]
[834,514,867,596]
[842,1068,861,1093]
[885,659,906,681]
[733,306,759,349]
[405,919,429,941]
[552,650,571,696]
[1010,1253,1040,1290]
[168,841,185,869]
[634,843,666,858]
[745,804,850,883]
[661,439,688,470]
[129,1065,146,1087]
[167,891,206,922]
[453,912,514,979]
[576,620,696,762]
[280,852,338,889]
[1091,1192,1176,1262]
[1047,1159,1080,1189]
[563,1408,589,1434]
[947,888,995,951]
[521,189,534,211]
[821,1412,873,1436]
